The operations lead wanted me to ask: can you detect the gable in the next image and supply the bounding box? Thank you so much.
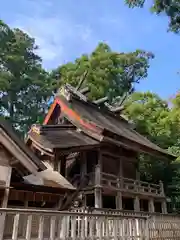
[43,102,73,126]
[43,97,103,139]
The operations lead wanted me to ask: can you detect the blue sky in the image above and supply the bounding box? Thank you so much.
[1,0,179,99]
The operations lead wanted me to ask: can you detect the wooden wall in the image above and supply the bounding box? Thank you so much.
[102,155,119,175]
[123,160,136,179]
[100,145,138,179]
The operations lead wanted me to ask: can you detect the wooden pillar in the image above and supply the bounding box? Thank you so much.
[135,161,140,180]
[54,150,67,177]
[94,150,102,208]
[148,198,155,213]
[23,194,29,237]
[116,191,122,210]
[1,166,12,207]
[59,155,67,177]
[134,196,140,212]
[119,159,123,179]
[159,180,167,213]
[159,180,165,196]
[83,194,87,207]
[116,159,123,210]
[161,199,167,214]
[81,152,87,208]
[95,187,102,208]
[119,158,124,189]
[0,166,12,240]
[94,156,102,240]
[80,152,87,179]
[54,150,59,172]
[23,191,29,209]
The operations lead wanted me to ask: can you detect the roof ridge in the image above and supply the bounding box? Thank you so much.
[57,84,128,124]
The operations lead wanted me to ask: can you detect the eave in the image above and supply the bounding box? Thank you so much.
[0,128,39,175]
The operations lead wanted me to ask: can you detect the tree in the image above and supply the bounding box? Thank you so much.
[0,20,51,136]
[125,0,180,33]
[123,92,179,147]
[123,91,180,199]
[51,43,154,103]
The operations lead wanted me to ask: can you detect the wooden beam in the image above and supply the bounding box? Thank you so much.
[93,96,108,105]
[55,144,100,156]
[43,100,57,125]
[104,135,169,160]
[102,150,120,159]
[79,87,89,95]
[66,84,87,102]
[110,106,124,113]
[76,70,89,90]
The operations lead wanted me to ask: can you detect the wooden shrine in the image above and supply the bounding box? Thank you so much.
[0,120,76,211]
[25,83,175,214]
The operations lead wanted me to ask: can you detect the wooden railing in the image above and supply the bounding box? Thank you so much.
[101,172,163,196]
[72,172,163,196]
[0,208,180,239]
[71,172,163,196]
[1,208,147,240]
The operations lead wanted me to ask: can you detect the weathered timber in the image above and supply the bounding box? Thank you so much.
[76,71,89,91]
[79,171,163,198]
[110,105,124,113]
[79,87,89,95]
[93,96,108,105]
[0,166,12,240]
[1,208,180,240]
[0,120,45,172]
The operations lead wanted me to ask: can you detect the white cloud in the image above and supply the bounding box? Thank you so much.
[9,0,95,67]
[8,0,155,70]
[13,17,67,62]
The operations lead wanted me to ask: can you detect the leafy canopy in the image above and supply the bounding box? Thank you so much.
[0,20,154,135]
[0,20,51,135]
[123,91,180,199]
[51,43,154,103]
[125,0,180,33]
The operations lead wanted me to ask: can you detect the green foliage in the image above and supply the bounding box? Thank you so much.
[0,20,51,135]
[1,19,180,205]
[0,20,154,135]
[51,43,154,103]
[125,0,180,33]
[123,91,180,198]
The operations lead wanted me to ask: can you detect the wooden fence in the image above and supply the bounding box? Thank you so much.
[0,208,180,239]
